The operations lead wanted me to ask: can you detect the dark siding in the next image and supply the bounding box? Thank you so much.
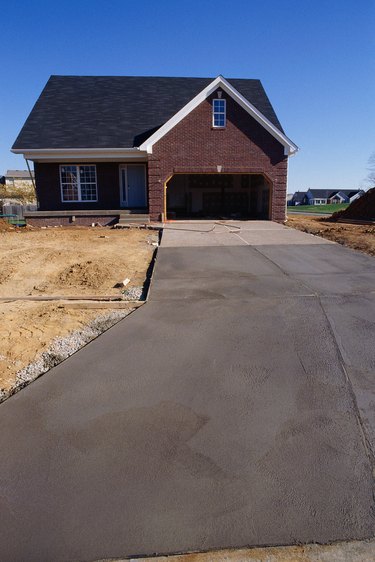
[34,162,146,210]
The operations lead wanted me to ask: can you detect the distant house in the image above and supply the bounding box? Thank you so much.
[290,191,308,206]
[305,189,333,205]
[5,170,34,188]
[328,189,364,204]
[329,191,348,204]
[306,188,363,205]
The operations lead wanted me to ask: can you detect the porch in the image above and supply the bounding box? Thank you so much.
[23,209,150,227]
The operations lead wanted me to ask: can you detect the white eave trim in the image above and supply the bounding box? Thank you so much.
[139,75,298,156]
[11,147,147,161]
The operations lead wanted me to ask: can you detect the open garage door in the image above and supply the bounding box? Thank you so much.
[166,174,271,220]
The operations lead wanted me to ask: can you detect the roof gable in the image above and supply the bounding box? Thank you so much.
[336,189,361,197]
[139,76,297,156]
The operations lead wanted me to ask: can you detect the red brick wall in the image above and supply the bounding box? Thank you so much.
[148,90,288,221]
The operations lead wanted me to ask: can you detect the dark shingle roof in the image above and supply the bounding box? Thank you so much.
[6,169,34,178]
[308,189,336,198]
[12,75,284,150]
[308,189,362,199]
[334,189,361,197]
[292,191,307,203]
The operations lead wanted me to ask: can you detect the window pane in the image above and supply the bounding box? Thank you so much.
[214,114,225,127]
[81,184,97,201]
[61,165,78,184]
[61,183,79,201]
[61,165,78,201]
[79,165,97,201]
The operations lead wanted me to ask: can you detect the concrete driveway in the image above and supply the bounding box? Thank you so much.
[1,221,374,561]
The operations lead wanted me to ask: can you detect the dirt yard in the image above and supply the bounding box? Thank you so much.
[0,223,157,392]
[287,215,375,256]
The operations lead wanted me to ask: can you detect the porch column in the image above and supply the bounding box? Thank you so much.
[271,159,288,222]
[148,156,164,221]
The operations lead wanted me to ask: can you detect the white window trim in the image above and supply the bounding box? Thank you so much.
[212,98,226,128]
[59,164,98,203]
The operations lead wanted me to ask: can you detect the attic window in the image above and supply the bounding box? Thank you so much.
[212,98,226,128]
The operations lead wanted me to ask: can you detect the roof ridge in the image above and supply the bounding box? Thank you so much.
[49,74,261,81]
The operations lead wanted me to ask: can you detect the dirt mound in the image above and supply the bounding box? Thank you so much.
[0,218,15,232]
[288,216,375,256]
[333,188,375,221]
[58,260,110,289]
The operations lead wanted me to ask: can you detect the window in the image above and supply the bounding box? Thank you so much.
[212,98,226,128]
[60,165,97,202]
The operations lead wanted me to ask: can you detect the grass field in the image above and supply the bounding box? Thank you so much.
[288,203,349,214]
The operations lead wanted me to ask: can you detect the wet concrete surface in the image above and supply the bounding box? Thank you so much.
[0,221,374,561]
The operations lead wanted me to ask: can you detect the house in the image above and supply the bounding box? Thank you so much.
[305,189,333,205]
[328,189,364,204]
[306,188,364,205]
[11,75,298,226]
[329,191,348,204]
[4,170,34,188]
[290,191,308,206]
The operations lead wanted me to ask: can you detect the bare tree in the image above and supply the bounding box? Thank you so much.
[364,151,375,188]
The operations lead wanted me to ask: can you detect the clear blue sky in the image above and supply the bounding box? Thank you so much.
[1,0,374,192]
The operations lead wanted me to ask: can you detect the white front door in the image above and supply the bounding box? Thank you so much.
[120,164,147,208]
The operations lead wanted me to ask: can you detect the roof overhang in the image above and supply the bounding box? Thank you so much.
[139,75,298,156]
[11,147,147,162]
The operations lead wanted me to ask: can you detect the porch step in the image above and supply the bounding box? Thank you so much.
[117,214,150,226]
[119,209,147,215]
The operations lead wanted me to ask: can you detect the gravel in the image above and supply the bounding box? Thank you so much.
[121,286,144,300]
[0,309,133,404]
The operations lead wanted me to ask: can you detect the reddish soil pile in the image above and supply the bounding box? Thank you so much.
[332,188,375,221]
[0,219,15,232]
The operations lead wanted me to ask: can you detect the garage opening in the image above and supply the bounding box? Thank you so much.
[166,174,271,220]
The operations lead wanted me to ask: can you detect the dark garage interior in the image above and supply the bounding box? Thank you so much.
[166,174,271,219]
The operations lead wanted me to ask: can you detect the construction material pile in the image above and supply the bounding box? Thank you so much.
[332,188,375,221]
